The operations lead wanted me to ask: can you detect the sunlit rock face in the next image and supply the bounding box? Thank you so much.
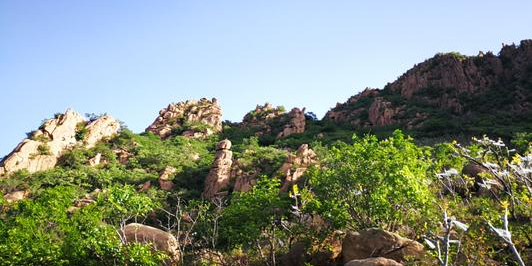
[325,40,532,132]
[202,139,233,199]
[146,98,222,139]
[240,103,307,138]
[0,110,120,176]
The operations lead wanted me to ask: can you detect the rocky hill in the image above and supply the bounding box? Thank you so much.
[326,40,532,138]
[0,40,531,266]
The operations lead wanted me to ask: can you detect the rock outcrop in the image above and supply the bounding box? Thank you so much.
[202,140,233,199]
[368,98,400,127]
[85,115,121,148]
[122,223,180,263]
[325,40,532,136]
[232,144,317,193]
[0,110,120,176]
[277,108,306,138]
[241,103,306,138]
[342,228,425,264]
[279,144,317,192]
[345,257,403,266]
[146,98,222,139]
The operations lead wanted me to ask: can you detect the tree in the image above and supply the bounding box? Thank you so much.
[308,130,436,230]
[220,177,289,265]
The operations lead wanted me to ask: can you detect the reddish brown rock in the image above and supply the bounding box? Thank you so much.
[139,181,152,192]
[280,144,317,192]
[241,103,307,138]
[146,98,222,139]
[202,140,233,199]
[324,40,532,131]
[345,257,403,266]
[342,228,424,263]
[368,98,400,127]
[159,166,176,191]
[277,107,306,138]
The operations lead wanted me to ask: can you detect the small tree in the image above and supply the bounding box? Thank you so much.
[220,177,289,266]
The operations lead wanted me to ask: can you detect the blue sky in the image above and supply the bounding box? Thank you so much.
[1,0,531,157]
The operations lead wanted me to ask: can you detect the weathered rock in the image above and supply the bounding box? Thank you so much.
[84,115,120,148]
[241,103,307,138]
[88,153,102,166]
[277,107,306,138]
[146,98,222,139]
[0,110,120,176]
[368,98,400,127]
[202,140,233,199]
[242,103,285,126]
[122,223,180,262]
[342,228,424,263]
[139,181,152,192]
[3,190,29,203]
[159,166,176,191]
[114,148,133,164]
[280,144,317,192]
[232,144,316,193]
[324,40,532,133]
[345,257,403,266]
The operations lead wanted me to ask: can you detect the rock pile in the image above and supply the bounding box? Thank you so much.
[0,110,120,176]
[146,98,222,139]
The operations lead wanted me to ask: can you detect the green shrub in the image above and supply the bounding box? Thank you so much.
[308,130,437,231]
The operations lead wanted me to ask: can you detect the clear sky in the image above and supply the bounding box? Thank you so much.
[1,0,531,157]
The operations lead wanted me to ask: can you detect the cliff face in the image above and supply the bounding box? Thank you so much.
[146,98,222,139]
[0,110,120,176]
[325,40,532,136]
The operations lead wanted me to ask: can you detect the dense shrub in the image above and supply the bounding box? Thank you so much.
[308,130,437,231]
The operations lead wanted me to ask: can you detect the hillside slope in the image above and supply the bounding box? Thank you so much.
[326,40,532,138]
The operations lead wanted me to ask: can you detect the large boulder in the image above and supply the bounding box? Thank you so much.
[0,110,120,176]
[146,98,222,139]
[202,139,233,199]
[342,228,424,263]
[122,223,180,262]
[345,257,403,266]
